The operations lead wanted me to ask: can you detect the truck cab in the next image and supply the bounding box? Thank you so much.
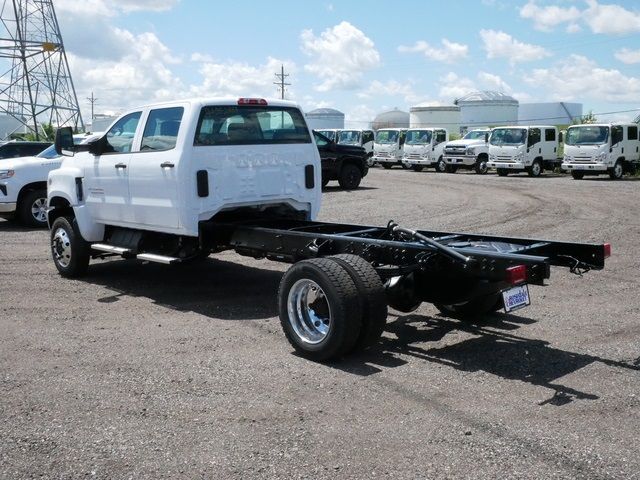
[401,128,449,172]
[443,128,491,174]
[336,129,375,164]
[562,123,640,179]
[316,129,339,143]
[372,128,407,169]
[47,98,321,251]
[487,126,561,177]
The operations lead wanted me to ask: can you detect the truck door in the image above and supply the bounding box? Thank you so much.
[526,128,541,163]
[434,130,447,159]
[544,128,557,159]
[127,106,184,230]
[610,126,624,160]
[85,111,141,224]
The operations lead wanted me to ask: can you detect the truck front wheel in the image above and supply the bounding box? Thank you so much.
[278,258,362,361]
[571,171,584,180]
[435,157,447,173]
[497,169,508,177]
[475,157,489,175]
[609,161,623,180]
[50,216,90,278]
[338,163,362,189]
[19,188,48,228]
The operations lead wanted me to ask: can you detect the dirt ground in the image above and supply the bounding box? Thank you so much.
[1,168,639,479]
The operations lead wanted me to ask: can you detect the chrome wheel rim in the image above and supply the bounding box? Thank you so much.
[478,161,487,174]
[614,163,623,178]
[287,279,332,344]
[437,160,445,172]
[52,227,72,268]
[31,197,47,223]
[532,162,541,176]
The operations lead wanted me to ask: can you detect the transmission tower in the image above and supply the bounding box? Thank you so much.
[0,0,84,140]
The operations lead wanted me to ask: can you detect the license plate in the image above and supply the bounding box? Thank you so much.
[502,285,530,313]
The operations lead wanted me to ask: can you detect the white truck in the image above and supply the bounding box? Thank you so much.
[487,126,562,177]
[47,96,610,362]
[0,134,98,227]
[336,129,375,165]
[401,128,449,172]
[443,128,491,174]
[372,128,407,168]
[315,129,338,143]
[562,123,640,179]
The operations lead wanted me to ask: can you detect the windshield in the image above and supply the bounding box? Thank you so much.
[406,130,432,145]
[316,130,336,142]
[565,126,609,146]
[464,130,488,140]
[490,128,527,146]
[376,130,398,144]
[337,130,360,145]
[36,144,59,159]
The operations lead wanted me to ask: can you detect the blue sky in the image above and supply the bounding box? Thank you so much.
[54,0,640,127]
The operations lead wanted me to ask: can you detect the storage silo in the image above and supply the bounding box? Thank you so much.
[518,102,583,126]
[372,108,410,130]
[455,91,518,130]
[410,104,460,133]
[305,108,345,130]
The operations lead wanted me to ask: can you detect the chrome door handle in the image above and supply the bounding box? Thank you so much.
[115,163,127,169]
[160,162,175,168]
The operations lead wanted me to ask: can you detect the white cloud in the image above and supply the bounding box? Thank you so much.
[190,53,214,63]
[523,54,640,103]
[615,48,640,64]
[357,80,421,104]
[56,0,178,15]
[344,104,377,129]
[398,39,468,63]
[480,29,551,64]
[583,0,640,35]
[301,21,380,91]
[519,1,581,32]
[438,72,475,102]
[477,72,512,93]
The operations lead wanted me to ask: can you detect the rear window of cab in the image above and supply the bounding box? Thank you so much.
[194,106,311,146]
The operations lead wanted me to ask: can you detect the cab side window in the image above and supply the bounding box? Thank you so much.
[141,107,184,152]
[435,130,446,144]
[628,125,638,140]
[528,128,541,146]
[545,129,556,141]
[106,112,142,153]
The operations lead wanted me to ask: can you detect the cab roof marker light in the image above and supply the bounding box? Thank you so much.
[506,265,527,285]
[238,98,268,106]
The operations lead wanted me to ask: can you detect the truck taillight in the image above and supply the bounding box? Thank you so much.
[238,98,267,105]
[506,265,527,285]
[603,243,611,258]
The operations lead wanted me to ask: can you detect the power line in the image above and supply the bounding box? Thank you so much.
[274,65,291,100]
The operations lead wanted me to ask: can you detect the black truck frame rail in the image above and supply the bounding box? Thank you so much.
[207,218,609,288]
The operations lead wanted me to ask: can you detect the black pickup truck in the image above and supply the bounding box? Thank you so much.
[314,130,369,190]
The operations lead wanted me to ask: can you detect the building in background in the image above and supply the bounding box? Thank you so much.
[455,91,519,132]
[518,102,583,126]
[0,115,27,140]
[371,108,410,130]
[409,103,460,132]
[305,108,345,130]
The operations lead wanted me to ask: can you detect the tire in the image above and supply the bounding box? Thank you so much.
[50,216,90,278]
[435,157,447,173]
[382,163,392,169]
[475,157,488,175]
[527,160,543,177]
[497,169,508,177]
[411,165,424,172]
[18,188,48,228]
[609,161,623,180]
[571,171,584,180]
[278,258,362,361]
[400,162,410,170]
[435,293,503,322]
[338,163,362,189]
[447,165,458,173]
[330,254,388,351]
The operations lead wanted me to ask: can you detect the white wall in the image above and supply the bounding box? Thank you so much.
[518,102,582,126]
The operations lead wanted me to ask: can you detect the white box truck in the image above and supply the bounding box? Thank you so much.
[400,128,449,172]
[372,128,406,169]
[562,123,640,179]
[336,129,375,165]
[487,126,561,177]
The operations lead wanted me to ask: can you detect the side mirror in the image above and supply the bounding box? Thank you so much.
[55,127,75,157]
[484,133,489,143]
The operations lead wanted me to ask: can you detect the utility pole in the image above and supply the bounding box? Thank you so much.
[87,91,98,120]
[273,65,290,100]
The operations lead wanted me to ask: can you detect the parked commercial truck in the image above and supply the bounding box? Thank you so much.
[401,128,449,172]
[562,123,640,179]
[487,126,562,177]
[336,129,375,160]
[372,128,407,168]
[48,97,609,361]
[443,128,491,174]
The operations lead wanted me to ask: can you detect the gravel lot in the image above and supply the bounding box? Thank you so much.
[1,168,639,479]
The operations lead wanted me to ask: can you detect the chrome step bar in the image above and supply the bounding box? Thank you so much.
[91,243,180,265]
[92,243,130,255]
[136,253,180,264]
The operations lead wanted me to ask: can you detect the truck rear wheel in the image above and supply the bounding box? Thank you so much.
[338,163,362,189]
[19,188,48,228]
[571,171,584,180]
[435,293,503,321]
[609,161,623,180]
[50,216,90,278]
[278,258,362,361]
[330,254,388,351]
